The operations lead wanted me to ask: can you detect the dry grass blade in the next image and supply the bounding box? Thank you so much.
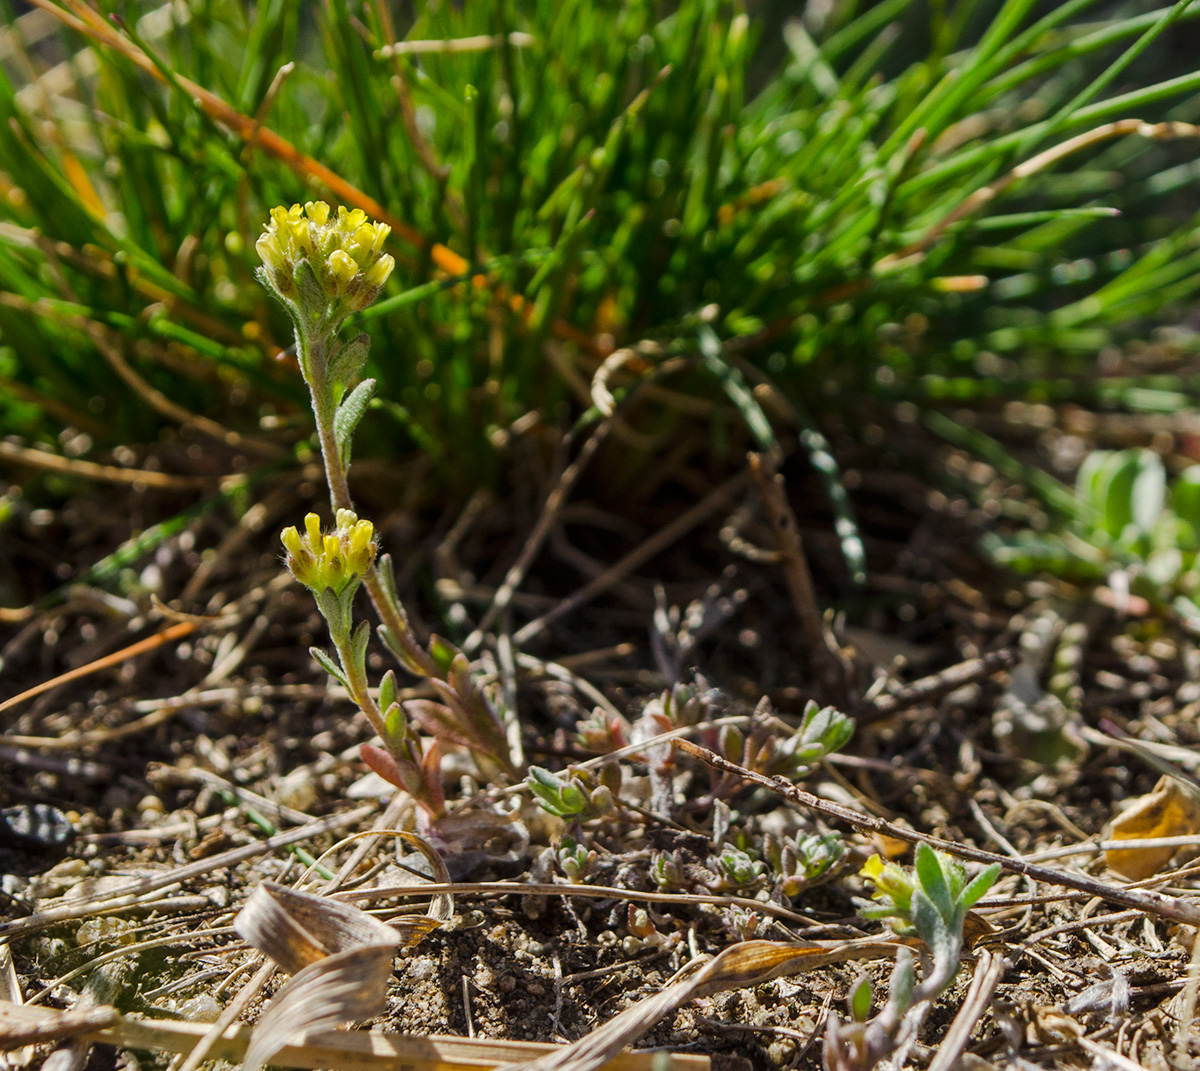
[0,807,375,941]
[0,440,211,491]
[878,119,1200,267]
[0,1001,712,1071]
[925,951,1007,1071]
[496,939,899,1071]
[0,622,195,717]
[513,470,751,645]
[236,834,451,1071]
[244,946,401,1071]
[236,882,414,976]
[0,945,35,1068]
[0,1000,116,1050]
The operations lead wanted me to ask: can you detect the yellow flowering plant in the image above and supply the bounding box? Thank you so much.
[825,845,1000,1069]
[256,202,395,332]
[260,202,515,822]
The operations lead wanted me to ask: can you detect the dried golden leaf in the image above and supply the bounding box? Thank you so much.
[1106,776,1200,880]
[234,831,451,1071]
[496,937,899,1071]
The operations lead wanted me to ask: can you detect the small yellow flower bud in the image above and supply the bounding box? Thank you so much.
[327,249,359,292]
[280,525,305,563]
[340,207,368,231]
[347,517,374,564]
[347,224,377,262]
[859,855,884,881]
[305,200,331,225]
[364,253,394,289]
[256,233,285,272]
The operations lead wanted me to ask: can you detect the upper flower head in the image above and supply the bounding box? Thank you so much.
[281,509,376,596]
[256,201,395,323]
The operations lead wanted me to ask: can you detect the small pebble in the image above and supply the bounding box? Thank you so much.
[767,1039,796,1066]
[275,769,317,812]
[474,965,496,988]
[175,994,222,1022]
[0,803,76,850]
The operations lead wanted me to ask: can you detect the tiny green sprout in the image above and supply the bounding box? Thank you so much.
[281,510,376,597]
[723,903,762,941]
[716,844,766,888]
[556,835,596,881]
[986,448,1200,629]
[848,975,873,1024]
[650,849,685,890]
[771,831,845,897]
[775,702,855,773]
[797,831,844,881]
[256,201,395,330]
[860,845,999,965]
[735,702,855,783]
[527,766,612,819]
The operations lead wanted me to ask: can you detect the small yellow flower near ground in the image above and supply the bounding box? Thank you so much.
[281,509,376,595]
[256,201,395,321]
[859,853,915,913]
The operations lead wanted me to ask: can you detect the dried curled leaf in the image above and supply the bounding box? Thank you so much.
[1106,776,1200,881]
[496,937,899,1071]
[235,832,450,1071]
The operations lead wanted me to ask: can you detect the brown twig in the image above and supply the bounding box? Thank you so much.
[0,441,210,492]
[748,451,847,697]
[464,421,614,651]
[672,738,1200,926]
[0,621,196,717]
[864,648,1018,720]
[513,470,752,646]
[333,879,813,926]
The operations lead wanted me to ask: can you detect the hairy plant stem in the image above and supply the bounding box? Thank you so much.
[300,329,438,679]
[330,626,387,743]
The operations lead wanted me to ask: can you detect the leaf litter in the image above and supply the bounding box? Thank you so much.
[6,429,1200,1070]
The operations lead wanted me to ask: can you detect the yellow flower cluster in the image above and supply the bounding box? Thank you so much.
[256,201,395,317]
[281,510,377,595]
[859,853,914,914]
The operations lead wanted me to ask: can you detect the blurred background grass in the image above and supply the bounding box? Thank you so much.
[2,0,1200,607]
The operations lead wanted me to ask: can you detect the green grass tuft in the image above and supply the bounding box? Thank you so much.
[1,0,1199,564]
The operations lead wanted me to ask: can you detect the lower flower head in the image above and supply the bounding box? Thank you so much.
[860,854,915,919]
[256,201,395,322]
[281,509,376,595]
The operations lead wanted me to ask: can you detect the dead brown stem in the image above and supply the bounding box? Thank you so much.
[673,738,1200,926]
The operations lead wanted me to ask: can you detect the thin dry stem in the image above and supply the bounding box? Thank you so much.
[674,737,1200,926]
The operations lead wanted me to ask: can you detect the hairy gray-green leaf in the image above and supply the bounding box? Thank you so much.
[309,646,348,687]
[333,378,376,467]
